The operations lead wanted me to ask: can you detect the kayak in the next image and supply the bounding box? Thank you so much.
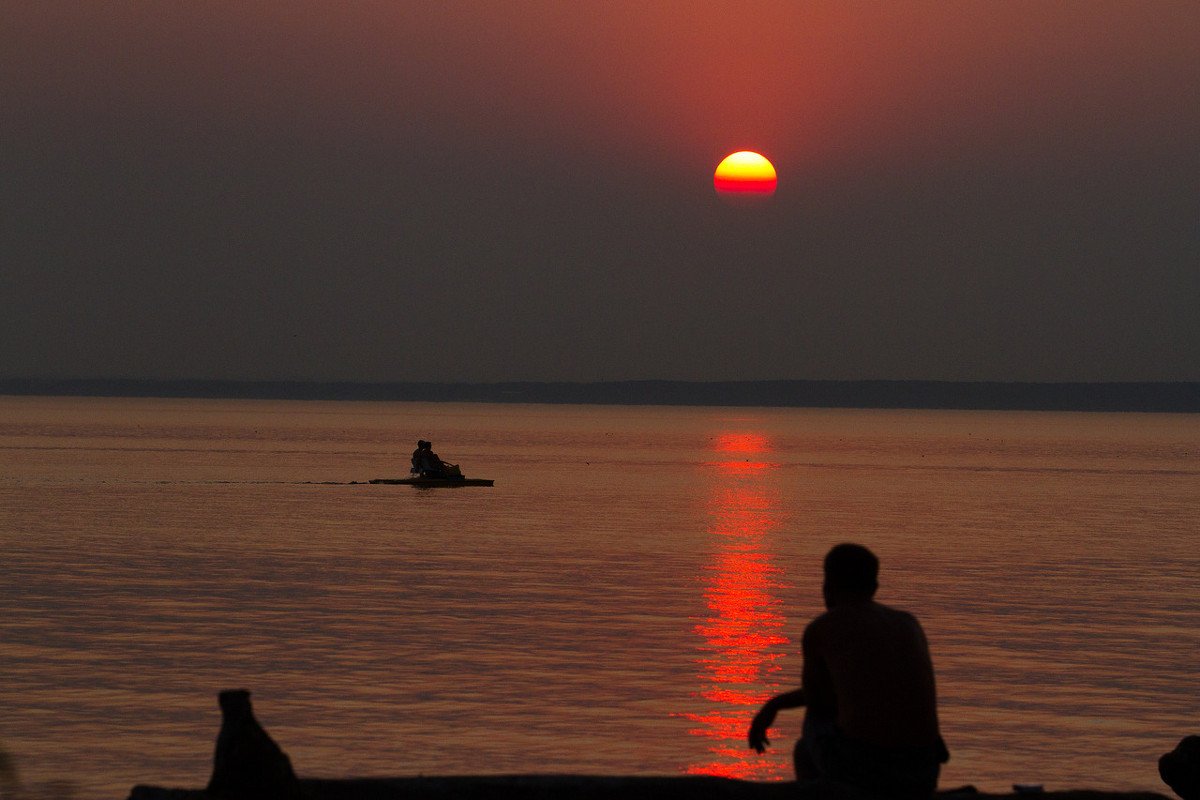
[370,477,494,487]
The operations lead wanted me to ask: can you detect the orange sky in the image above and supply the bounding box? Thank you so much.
[10,2,1197,167]
[2,1,1199,381]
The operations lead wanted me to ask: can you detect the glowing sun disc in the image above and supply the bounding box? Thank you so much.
[714,151,777,206]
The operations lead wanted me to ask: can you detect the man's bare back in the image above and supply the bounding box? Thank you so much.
[802,598,940,748]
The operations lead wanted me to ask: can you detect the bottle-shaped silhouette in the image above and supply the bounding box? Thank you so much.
[206,690,301,800]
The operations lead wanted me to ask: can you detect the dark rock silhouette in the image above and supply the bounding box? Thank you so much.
[129,781,1172,800]
[205,689,301,800]
[125,692,1180,800]
[1,746,20,799]
[1160,736,1200,800]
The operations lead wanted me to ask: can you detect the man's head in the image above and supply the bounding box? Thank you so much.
[823,543,879,606]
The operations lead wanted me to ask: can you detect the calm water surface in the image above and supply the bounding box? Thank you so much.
[1,397,1198,799]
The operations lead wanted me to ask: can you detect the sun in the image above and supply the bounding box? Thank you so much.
[714,151,777,207]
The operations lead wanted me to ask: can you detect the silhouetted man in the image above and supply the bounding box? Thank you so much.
[411,440,448,477]
[411,440,428,474]
[748,543,948,797]
[418,441,448,477]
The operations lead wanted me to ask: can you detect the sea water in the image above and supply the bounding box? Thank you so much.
[1,397,1197,799]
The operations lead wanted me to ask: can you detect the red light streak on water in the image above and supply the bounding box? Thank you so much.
[713,433,773,454]
[680,433,795,780]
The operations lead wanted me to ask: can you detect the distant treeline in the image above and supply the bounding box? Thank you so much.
[3,378,1199,412]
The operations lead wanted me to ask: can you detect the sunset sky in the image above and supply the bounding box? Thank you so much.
[3,1,1198,383]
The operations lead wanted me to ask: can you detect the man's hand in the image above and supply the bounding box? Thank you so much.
[748,704,776,753]
[748,689,806,753]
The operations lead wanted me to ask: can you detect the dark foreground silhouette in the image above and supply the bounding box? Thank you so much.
[1160,737,1200,800]
[749,545,946,796]
[205,690,300,800]
[126,689,1185,800]
[129,779,1172,800]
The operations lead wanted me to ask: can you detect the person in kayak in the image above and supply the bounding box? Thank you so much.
[412,440,451,478]
[411,441,429,474]
[748,543,948,797]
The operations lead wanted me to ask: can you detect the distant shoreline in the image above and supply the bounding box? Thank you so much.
[3,378,1198,413]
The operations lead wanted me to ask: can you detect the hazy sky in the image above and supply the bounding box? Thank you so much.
[3,1,1198,383]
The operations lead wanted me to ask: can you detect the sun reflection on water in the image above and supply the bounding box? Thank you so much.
[682,432,794,780]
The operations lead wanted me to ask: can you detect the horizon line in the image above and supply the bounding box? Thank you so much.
[2,378,1197,413]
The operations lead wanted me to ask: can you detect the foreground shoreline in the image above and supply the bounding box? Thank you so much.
[128,776,1174,800]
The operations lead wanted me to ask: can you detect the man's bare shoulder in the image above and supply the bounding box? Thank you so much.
[877,603,927,635]
[805,601,924,638]
[802,607,838,639]
[874,602,922,624]
[802,605,859,648]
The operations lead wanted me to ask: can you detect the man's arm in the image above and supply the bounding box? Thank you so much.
[800,618,836,719]
[747,688,806,753]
